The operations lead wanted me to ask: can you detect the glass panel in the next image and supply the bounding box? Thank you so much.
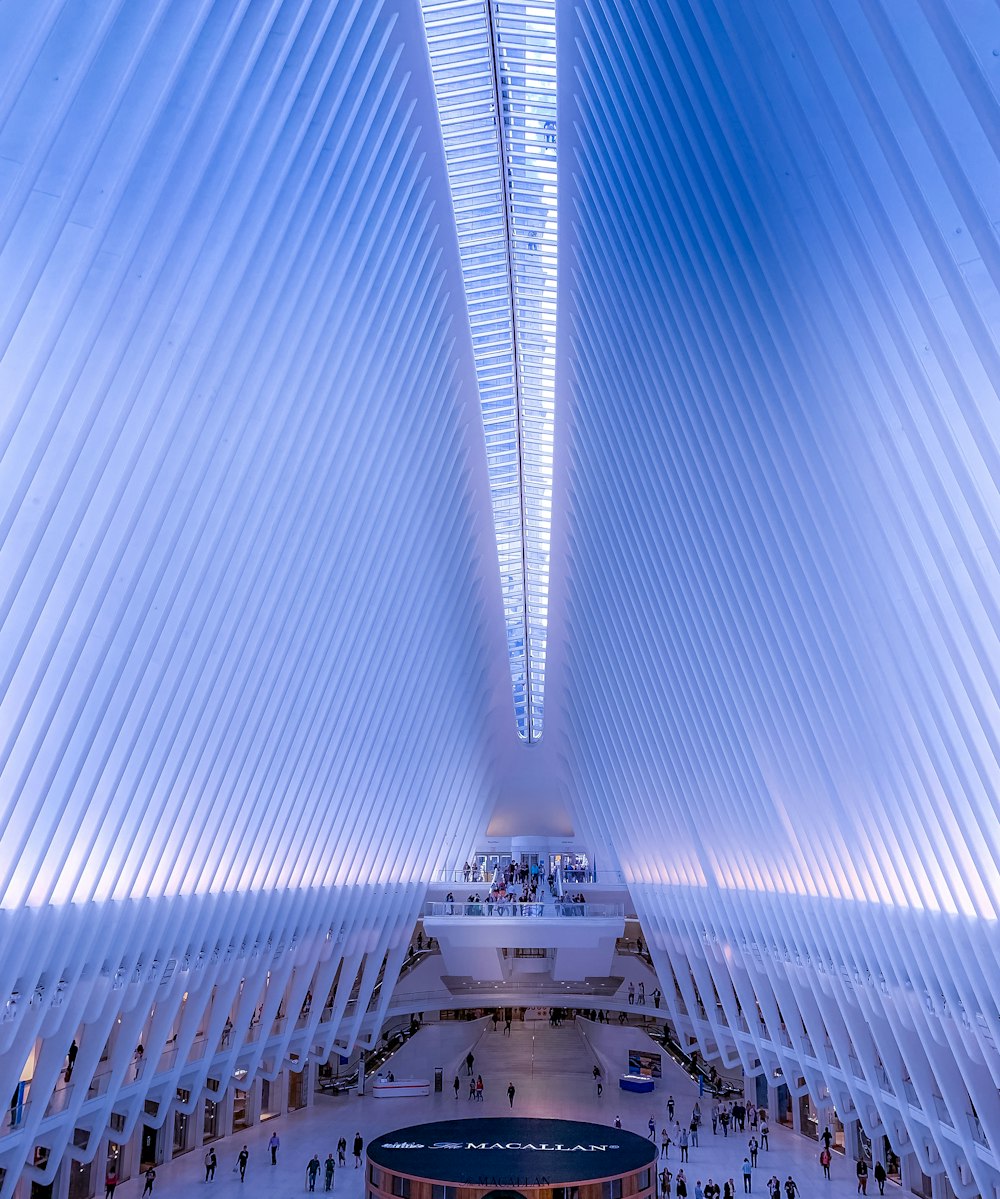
[420,0,556,741]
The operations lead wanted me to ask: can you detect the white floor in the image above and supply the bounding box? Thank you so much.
[117,1017,893,1199]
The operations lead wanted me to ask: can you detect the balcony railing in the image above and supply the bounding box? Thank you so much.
[423,901,624,919]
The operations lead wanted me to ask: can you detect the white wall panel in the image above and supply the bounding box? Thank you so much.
[0,0,507,1188]
[554,0,1000,1194]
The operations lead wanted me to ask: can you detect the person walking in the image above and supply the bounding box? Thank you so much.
[649,1116,657,1140]
[627,981,635,1005]
[615,1116,622,1130]
[661,1127,672,1158]
[653,988,662,1008]
[66,1039,79,1081]
[269,1132,280,1165]
[742,1160,752,1194]
[856,1160,869,1194]
[720,1108,730,1138]
[723,1181,734,1199]
[204,1149,217,1182]
[507,1082,516,1108]
[466,1051,475,1075]
[307,1155,321,1192]
[337,1138,346,1167]
[668,1096,675,1122]
[690,1115,700,1148]
[454,1075,461,1098]
[324,1154,335,1191]
[784,1177,797,1199]
[353,1133,363,1168]
[679,1128,689,1162]
[873,1163,887,1196]
[676,1172,687,1199]
[237,1146,249,1182]
[760,1120,769,1151]
[695,1181,704,1199]
[711,1103,719,1135]
[820,1149,831,1180]
[748,1137,759,1167]
[767,1178,780,1199]
[822,1127,833,1152]
[142,1168,156,1197]
[504,1015,512,1036]
[105,1170,118,1199]
[638,982,646,1004]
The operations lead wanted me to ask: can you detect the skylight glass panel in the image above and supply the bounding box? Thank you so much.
[420,0,556,742]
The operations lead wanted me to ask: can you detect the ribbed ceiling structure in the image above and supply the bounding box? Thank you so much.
[1,1,999,1198]
[554,1,1000,1196]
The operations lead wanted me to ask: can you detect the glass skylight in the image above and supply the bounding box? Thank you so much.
[420,0,556,742]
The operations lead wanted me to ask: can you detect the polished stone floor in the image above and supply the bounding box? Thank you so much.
[114,1016,893,1199]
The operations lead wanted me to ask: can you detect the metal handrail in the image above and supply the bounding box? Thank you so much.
[424,901,624,918]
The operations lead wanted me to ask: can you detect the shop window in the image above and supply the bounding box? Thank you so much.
[391,1177,410,1199]
[603,1181,624,1199]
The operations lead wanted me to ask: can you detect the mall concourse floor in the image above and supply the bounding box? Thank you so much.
[114,1019,888,1199]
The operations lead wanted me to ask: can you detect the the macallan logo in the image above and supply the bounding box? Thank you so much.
[380,1142,620,1153]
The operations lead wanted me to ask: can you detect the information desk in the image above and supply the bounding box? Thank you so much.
[618,1075,654,1094]
[371,1077,431,1098]
[367,1118,656,1199]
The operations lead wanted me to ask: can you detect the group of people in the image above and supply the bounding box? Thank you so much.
[626,980,664,1008]
[194,1131,364,1189]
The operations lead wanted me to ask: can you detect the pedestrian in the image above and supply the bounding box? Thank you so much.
[476,1075,484,1102]
[661,1128,672,1158]
[712,1104,719,1135]
[628,982,635,1005]
[504,1015,512,1036]
[784,1177,797,1199]
[466,1051,475,1075]
[325,1154,335,1191]
[760,1120,769,1151]
[690,1115,699,1148]
[820,1149,831,1180]
[696,1182,703,1199]
[676,1173,687,1199]
[508,1082,516,1108]
[307,1155,321,1192]
[454,1075,461,1098]
[661,1168,673,1198]
[668,1096,675,1121]
[873,1163,887,1196]
[105,1170,118,1199]
[492,1010,500,1031]
[767,1178,780,1199]
[238,1146,249,1182]
[723,1181,734,1199]
[337,1138,346,1167]
[639,982,646,1004]
[353,1133,363,1168]
[269,1132,280,1165]
[742,1160,752,1194]
[822,1127,833,1151]
[653,988,662,1008]
[720,1108,730,1138]
[597,1079,603,1097]
[204,1149,217,1182]
[615,1116,622,1130]
[142,1168,155,1198]
[67,1038,78,1081]
[749,1137,759,1167]
[679,1127,689,1162]
[649,1116,657,1140]
[856,1160,869,1194]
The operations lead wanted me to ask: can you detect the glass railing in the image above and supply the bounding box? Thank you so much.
[423,901,624,918]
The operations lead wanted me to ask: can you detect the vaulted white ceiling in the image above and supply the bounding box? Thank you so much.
[1,0,999,1196]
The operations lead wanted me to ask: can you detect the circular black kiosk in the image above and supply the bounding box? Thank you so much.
[367,1119,657,1199]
